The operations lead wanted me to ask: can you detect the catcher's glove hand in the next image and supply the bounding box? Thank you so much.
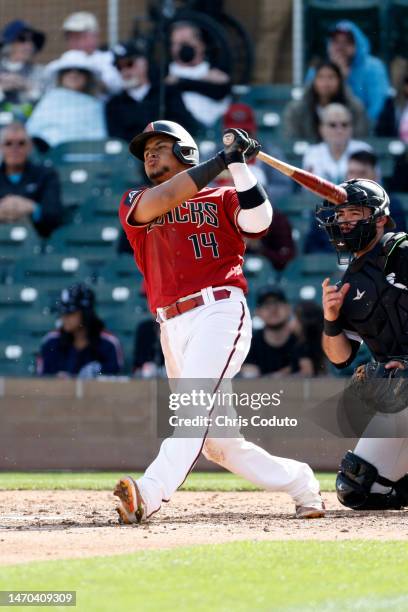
[349,360,408,414]
[221,128,261,166]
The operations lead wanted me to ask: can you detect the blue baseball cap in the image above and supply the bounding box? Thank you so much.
[1,20,45,52]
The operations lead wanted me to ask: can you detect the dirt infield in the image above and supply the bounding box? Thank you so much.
[1,490,408,565]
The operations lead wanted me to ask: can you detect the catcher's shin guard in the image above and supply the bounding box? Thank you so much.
[336,451,408,510]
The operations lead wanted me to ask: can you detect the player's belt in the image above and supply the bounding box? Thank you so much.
[158,289,231,321]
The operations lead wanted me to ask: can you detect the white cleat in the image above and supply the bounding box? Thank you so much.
[114,476,146,524]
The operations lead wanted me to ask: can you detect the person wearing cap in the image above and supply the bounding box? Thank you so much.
[105,41,199,141]
[306,20,390,124]
[165,21,231,128]
[241,287,309,378]
[26,50,107,150]
[0,19,46,118]
[0,121,62,237]
[37,283,123,378]
[61,11,122,94]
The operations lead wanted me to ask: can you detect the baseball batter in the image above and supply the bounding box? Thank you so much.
[114,120,325,522]
[317,178,408,509]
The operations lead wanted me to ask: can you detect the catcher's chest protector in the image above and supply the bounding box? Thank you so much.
[340,243,408,361]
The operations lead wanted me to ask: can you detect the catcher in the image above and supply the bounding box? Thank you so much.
[317,178,408,510]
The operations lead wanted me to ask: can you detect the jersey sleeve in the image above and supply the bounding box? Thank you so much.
[118,188,149,249]
[222,188,269,238]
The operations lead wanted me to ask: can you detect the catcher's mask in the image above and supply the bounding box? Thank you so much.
[129,120,199,166]
[315,179,394,262]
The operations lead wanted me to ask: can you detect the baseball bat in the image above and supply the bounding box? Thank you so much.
[256,150,347,204]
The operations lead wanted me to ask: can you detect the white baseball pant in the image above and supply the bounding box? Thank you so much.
[136,286,321,517]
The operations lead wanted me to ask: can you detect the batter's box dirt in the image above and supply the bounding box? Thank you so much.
[1,490,408,566]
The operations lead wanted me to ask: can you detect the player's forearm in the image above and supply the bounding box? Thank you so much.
[322,332,352,364]
[229,162,272,232]
[131,155,225,224]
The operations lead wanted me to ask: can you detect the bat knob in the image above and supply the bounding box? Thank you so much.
[223,132,235,146]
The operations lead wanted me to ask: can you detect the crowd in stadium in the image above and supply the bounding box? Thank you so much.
[1,7,408,379]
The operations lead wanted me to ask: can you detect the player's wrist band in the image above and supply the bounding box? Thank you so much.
[324,318,343,336]
[237,182,268,210]
[187,154,226,191]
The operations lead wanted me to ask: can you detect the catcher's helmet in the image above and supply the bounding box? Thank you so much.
[129,120,199,165]
[315,179,395,256]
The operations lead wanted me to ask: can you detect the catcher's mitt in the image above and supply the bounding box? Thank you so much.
[349,361,408,414]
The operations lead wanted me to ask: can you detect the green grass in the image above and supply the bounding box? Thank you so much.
[1,541,408,612]
[0,471,336,492]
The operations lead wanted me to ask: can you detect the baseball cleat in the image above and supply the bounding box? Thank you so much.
[114,476,146,524]
[295,494,326,519]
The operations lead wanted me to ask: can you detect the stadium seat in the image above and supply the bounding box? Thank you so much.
[12,254,85,287]
[0,225,41,278]
[45,139,143,190]
[275,193,316,219]
[301,254,339,276]
[389,0,408,61]
[0,285,39,324]
[0,341,35,377]
[97,256,142,284]
[304,1,382,65]
[0,313,56,341]
[48,222,120,261]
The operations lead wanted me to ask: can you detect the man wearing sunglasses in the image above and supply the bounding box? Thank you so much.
[302,102,371,184]
[0,122,62,237]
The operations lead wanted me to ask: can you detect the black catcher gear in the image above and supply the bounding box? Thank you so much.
[315,179,394,259]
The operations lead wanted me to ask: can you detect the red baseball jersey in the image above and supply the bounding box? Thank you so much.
[119,185,263,313]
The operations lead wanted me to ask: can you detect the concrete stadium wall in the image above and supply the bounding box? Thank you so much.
[0,378,355,472]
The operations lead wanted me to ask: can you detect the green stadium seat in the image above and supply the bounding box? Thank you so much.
[97,256,142,284]
[0,313,56,341]
[0,341,35,376]
[389,0,408,60]
[304,1,382,65]
[0,224,41,271]
[48,222,120,261]
[12,254,85,287]
[46,139,143,189]
[0,285,40,323]
[301,253,339,275]
[275,193,316,218]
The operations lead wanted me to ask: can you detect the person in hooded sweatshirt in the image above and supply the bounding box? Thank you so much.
[306,20,390,125]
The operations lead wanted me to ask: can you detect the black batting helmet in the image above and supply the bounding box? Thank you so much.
[129,120,199,165]
[315,179,394,257]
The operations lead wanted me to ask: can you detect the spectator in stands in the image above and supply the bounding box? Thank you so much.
[283,61,369,142]
[133,317,165,378]
[307,21,390,125]
[0,20,46,121]
[60,11,122,94]
[245,209,296,275]
[0,122,62,237]
[26,51,107,150]
[166,21,231,129]
[302,103,371,184]
[292,301,327,377]
[106,41,198,141]
[37,283,123,378]
[304,150,406,253]
[241,287,305,378]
